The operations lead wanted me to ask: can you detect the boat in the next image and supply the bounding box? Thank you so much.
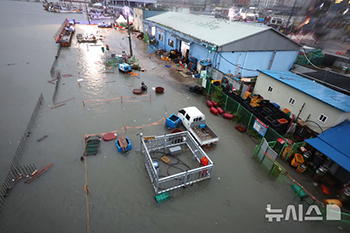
[54,18,75,47]
[115,136,132,153]
[43,1,83,14]
[84,135,102,156]
[60,30,73,47]
[77,33,97,43]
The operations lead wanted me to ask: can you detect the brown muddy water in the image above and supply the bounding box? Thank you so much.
[0,1,348,232]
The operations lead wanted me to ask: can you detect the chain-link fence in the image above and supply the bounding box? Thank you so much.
[200,78,285,143]
[253,139,325,208]
[0,93,44,212]
[252,139,350,224]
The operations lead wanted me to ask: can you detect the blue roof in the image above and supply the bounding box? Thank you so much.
[258,70,350,112]
[305,120,350,172]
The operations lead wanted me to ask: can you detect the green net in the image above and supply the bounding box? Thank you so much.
[239,106,251,127]
[207,81,217,96]
[265,127,283,143]
[224,94,240,114]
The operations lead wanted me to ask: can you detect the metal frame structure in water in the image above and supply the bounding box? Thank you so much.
[140,131,214,195]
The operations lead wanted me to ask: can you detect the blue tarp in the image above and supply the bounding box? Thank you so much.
[305,120,350,172]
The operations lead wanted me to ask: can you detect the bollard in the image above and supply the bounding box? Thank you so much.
[83,101,85,107]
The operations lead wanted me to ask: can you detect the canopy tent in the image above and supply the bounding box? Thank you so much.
[116,15,133,24]
[287,33,301,43]
[305,120,350,173]
[301,32,316,45]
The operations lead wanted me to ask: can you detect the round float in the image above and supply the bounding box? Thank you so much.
[133,89,143,95]
[206,100,213,108]
[170,128,183,134]
[211,100,218,107]
[223,113,234,120]
[210,107,218,115]
[155,86,164,94]
[103,133,117,141]
[217,107,225,115]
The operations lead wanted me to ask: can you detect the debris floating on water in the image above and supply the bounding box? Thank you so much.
[37,135,48,142]
[50,103,66,109]
[56,97,75,105]
[62,74,73,77]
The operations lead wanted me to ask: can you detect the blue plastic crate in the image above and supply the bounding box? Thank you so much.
[165,114,181,129]
[272,103,280,109]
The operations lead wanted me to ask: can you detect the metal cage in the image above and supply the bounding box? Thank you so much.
[141,131,214,194]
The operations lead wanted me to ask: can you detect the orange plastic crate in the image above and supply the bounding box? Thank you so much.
[294,153,304,163]
[278,118,288,124]
[291,153,304,167]
[283,108,291,114]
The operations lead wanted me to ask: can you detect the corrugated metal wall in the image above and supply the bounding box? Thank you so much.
[216,50,298,77]
[221,30,300,52]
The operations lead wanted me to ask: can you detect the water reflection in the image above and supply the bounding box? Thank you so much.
[77,26,106,99]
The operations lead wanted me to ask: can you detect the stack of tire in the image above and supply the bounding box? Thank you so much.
[206,100,234,120]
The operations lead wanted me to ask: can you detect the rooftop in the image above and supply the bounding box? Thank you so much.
[258,70,350,112]
[145,12,270,46]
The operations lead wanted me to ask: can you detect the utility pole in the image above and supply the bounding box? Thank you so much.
[84,0,90,25]
[285,0,297,35]
[125,0,133,57]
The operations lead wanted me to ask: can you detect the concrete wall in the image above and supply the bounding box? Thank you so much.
[253,72,349,134]
[134,9,165,33]
[215,50,298,77]
[133,8,143,31]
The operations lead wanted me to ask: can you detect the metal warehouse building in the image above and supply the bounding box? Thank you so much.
[143,12,301,77]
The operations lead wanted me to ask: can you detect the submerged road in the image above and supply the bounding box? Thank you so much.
[0,1,348,232]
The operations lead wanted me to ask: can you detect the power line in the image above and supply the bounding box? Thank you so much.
[217,52,258,72]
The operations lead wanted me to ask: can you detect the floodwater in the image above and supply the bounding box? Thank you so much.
[0,2,348,232]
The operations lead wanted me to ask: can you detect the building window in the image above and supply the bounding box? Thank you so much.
[168,39,174,47]
[318,113,328,123]
[158,34,163,41]
[288,97,296,105]
[267,86,273,93]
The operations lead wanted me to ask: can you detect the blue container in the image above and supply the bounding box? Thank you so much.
[272,103,280,109]
[165,114,181,129]
[153,161,159,169]
[115,137,132,153]
[199,124,206,129]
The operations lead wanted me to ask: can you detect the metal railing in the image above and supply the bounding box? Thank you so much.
[141,131,214,194]
[0,93,43,212]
